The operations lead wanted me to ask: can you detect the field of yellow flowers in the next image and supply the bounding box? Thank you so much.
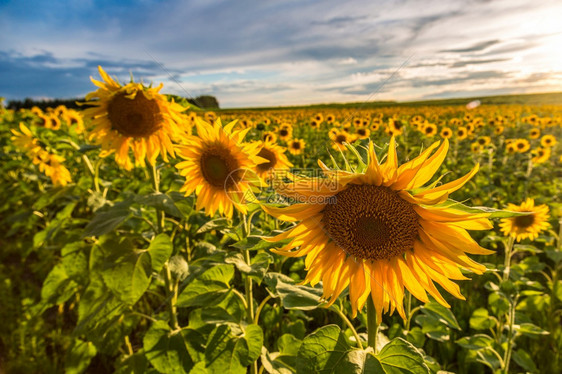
[1,67,561,374]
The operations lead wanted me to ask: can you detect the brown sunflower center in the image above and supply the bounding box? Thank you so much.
[108,91,162,137]
[322,185,419,260]
[280,129,289,137]
[358,129,366,136]
[257,147,276,172]
[291,141,301,150]
[514,213,535,228]
[335,135,347,144]
[200,147,240,188]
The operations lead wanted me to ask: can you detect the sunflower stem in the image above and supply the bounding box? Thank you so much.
[503,294,519,374]
[93,159,102,193]
[164,262,180,330]
[331,305,363,349]
[150,163,165,233]
[503,236,515,281]
[367,296,380,353]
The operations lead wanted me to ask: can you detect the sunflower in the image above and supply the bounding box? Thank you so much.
[529,128,540,139]
[64,109,85,133]
[506,143,517,154]
[440,127,453,139]
[47,114,62,130]
[262,131,277,143]
[288,138,306,155]
[494,126,504,135]
[515,139,530,153]
[476,136,491,147]
[531,147,551,164]
[263,137,492,319]
[422,123,437,137]
[326,114,335,123]
[371,119,381,132]
[330,131,355,151]
[42,154,72,187]
[176,118,264,218]
[276,125,293,142]
[541,135,557,148]
[81,66,186,170]
[388,119,404,135]
[254,140,293,180]
[11,123,40,154]
[355,127,371,140]
[471,143,484,153]
[500,198,550,242]
[456,127,468,140]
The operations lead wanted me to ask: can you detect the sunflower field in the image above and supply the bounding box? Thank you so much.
[1,67,561,374]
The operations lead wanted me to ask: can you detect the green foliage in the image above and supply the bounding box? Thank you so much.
[1,101,561,374]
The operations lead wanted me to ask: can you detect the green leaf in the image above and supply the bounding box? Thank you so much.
[177,264,234,307]
[101,251,152,305]
[65,339,97,374]
[230,236,291,251]
[143,321,195,374]
[545,249,562,264]
[263,273,322,310]
[420,301,461,330]
[488,293,510,316]
[136,192,184,218]
[512,349,538,372]
[244,324,265,364]
[196,217,230,234]
[203,324,264,374]
[295,325,363,374]
[225,252,272,283]
[469,308,495,330]
[61,241,89,282]
[83,204,131,237]
[440,201,533,218]
[41,263,77,305]
[371,338,430,374]
[414,315,450,342]
[516,323,549,336]
[455,334,494,350]
[296,326,429,374]
[147,233,173,272]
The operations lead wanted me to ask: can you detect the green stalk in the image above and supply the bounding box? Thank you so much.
[331,305,363,349]
[503,236,515,281]
[367,296,380,353]
[150,163,165,233]
[164,263,180,330]
[503,295,518,374]
[239,212,257,374]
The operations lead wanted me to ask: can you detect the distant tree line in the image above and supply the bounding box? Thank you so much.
[7,94,220,111]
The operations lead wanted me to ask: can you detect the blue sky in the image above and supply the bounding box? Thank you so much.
[1,0,561,108]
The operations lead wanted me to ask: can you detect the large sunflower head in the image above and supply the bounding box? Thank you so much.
[263,137,493,320]
[81,66,186,170]
[500,198,550,242]
[176,117,265,218]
